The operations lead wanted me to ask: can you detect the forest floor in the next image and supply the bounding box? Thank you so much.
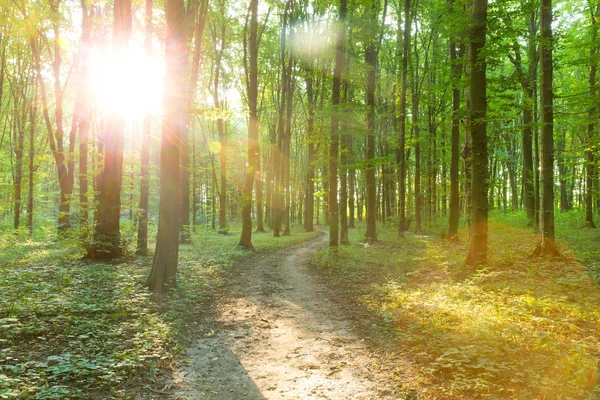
[170,232,408,399]
[3,212,600,399]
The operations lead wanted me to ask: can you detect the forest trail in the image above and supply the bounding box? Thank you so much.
[173,232,402,399]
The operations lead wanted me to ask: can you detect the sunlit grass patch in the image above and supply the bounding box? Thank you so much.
[313,212,600,399]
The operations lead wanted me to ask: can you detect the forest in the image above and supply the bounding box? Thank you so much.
[1,0,600,398]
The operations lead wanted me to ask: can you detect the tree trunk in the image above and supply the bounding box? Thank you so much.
[532,0,559,256]
[397,0,410,237]
[447,4,460,239]
[88,0,131,259]
[147,0,186,293]
[585,3,599,227]
[304,75,315,232]
[239,0,259,249]
[329,0,347,248]
[465,0,488,265]
[136,0,152,254]
[27,90,37,235]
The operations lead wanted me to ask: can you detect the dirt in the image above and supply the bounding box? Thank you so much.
[171,232,406,399]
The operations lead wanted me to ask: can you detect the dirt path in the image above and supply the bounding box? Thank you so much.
[173,232,402,399]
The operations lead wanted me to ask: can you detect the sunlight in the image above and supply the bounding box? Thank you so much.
[88,46,164,120]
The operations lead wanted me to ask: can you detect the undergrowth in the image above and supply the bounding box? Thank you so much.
[313,210,600,399]
[0,224,319,399]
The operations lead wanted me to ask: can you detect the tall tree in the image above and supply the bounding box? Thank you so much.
[137,0,153,254]
[464,0,488,265]
[239,0,259,249]
[532,0,558,256]
[364,0,382,243]
[397,0,410,237]
[77,0,92,231]
[147,0,187,293]
[447,0,461,240]
[585,2,599,227]
[329,0,347,248]
[88,0,132,259]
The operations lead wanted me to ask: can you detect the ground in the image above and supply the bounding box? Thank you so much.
[171,232,403,399]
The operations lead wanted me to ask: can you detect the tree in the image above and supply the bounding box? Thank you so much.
[532,0,559,256]
[364,0,382,243]
[585,1,599,228]
[147,0,187,293]
[447,0,462,241]
[87,0,132,259]
[137,0,153,254]
[397,0,410,237]
[239,0,260,249]
[329,0,347,248]
[465,0,488,265]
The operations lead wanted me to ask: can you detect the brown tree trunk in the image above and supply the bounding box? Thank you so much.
[137,0,153,254]
[447,5,460,239]
[239,0,259,249]
[78,0,92,231]
[465,0,488,265]
[329,0,347,248]
[364,0,380,243]
[304,75,315,232]
[397,0,410,237]
[88,0,132,259]
[532,0,559,256]
[585,3,599,227]
[147,0,186,293]
[27,89,37,235]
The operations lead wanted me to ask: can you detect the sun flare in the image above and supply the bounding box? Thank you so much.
[88,46,164,120]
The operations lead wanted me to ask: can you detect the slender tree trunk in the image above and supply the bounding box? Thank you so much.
[27,89,37,235]
[329,0,347,248]
[147,0,186,293]
[78,0,92,231]
[239,0,259,249]
[340,77,350,244]
[532,0,559,256]
[136,0,152,254]
[13,129,25,230]
[283,55,294,236]
[397,0,411,237]
[585,3,599,227]
[349,158,355,227]
[412,38,421,233]
[465,0,488,265]
[447,8,460,239]
[304,75,315,232]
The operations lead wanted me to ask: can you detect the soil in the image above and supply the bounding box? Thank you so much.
[170,232,406,399]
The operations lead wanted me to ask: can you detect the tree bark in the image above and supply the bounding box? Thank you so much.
[585,3,599,227]
[137,0,153,254]
[465,0,488,265]
[532,0,559,256]
[239,0,259,249]
[364,0,380,243]
[397,0,411,237]
[147,0,186,293]
[447,2,460,239]
[88,0,132,259]
[329,0,347,248]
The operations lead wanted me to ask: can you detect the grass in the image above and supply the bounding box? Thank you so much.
[313,210,600,399]
[0,222,319,399]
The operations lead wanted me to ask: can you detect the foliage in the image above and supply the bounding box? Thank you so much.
[0,225,319,399]
[312,211,600,399]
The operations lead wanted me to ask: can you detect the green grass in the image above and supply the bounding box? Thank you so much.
[313,210,600,399]
[0,223,319,399]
